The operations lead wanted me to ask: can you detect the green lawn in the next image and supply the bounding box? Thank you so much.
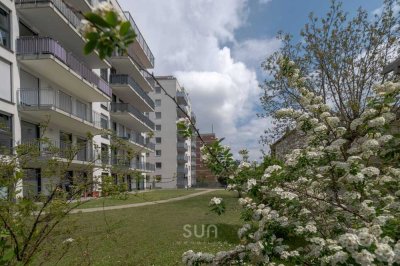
[77,189,205,209]
[36,190,242,266]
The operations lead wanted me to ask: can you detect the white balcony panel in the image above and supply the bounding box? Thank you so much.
[15,0,108,68]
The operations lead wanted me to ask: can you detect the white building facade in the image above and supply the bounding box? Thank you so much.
[149,76,196,189]
[0,0,155,197]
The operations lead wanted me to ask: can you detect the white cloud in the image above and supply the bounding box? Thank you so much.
[119,0,277,160]
[233,37,281,68]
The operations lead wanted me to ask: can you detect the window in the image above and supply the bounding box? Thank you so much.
[100,69,108,82]
[0,112,12,154]
[156,162,162,169]
[100,115,109,138]
[155,125,161,131]
[155,112,161,119]
[156,137,161,144]
[155,87,161,94]
[0,58,11,102]
[0,6,10,49]
[155,99,161,107]
[154,175,162,182]
[156,150,161,156]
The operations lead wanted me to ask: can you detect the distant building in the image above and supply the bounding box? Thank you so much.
[148,76,196,188]
[270,130,306,160]
[195,133,221,187]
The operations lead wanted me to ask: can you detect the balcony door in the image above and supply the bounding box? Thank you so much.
[19,70,39,106]
[76,138,88,161]
[60,132,72,159]
[21,121,39,143]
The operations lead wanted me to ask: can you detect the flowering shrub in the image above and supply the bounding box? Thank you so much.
[183,58,400,265]
[209,197,225,216]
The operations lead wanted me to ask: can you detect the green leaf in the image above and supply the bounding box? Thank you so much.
[104,11,119,27]
[83,40,97,55]
[85,31,99,41]
[119,21,131,36]
[84,13,109,28]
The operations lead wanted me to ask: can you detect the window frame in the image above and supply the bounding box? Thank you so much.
[0,5,11,50]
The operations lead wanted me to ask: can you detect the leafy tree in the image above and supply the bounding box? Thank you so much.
[261,0,400,144]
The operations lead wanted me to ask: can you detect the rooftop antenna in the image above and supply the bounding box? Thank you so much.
[211,124,214,134]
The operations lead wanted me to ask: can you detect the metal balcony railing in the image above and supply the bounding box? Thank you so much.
[16,37,112,97]
[146,141,155,151]
[15,0,82,30]
[19,139,94,162]
[177,142,187,149]
[110,102,154,130]
[176,91,188,105]
[109,74,154,109]
[123,11,155,67]
[18,88,103,128]
[177,155,187,162]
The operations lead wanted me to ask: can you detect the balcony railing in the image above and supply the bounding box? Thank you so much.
[109,74,154,109]
[16,37,112,97]
[18,88,103,128]
[177,90,188,105]
[177,141,187,149]
[146,141,155,151]
[123,11,155,67]
[110,155,155,171]
[110,102,154,130]
[177,155,187,161]
[15,0,82,30]
[19,139,94,162]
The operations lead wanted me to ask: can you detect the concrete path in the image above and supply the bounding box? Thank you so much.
[70,189,215,214]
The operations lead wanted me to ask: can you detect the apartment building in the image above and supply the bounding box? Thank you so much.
[149,76,196,189]
[0,0,155,197]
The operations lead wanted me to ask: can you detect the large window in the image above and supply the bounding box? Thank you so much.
[0,58,11,102]
[100,114,109,139]
[0,6,10,49]
[0,112,12,155]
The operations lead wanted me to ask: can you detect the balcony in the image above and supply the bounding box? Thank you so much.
[177,141,187,151]
[176,91,188,105]
[17,37,111,102]
[177,154,187,163]
[63,0,92,13]
[113,132,155,152]
[109,49,153,92]
[123,11,154,69]
[111,155,155,172]
[15,0,107,68]
[191,111,196,123]
[177,105,190,118]
[177,166,188,175]
[18,88,105,135]
[109,74,154,111]
[110,103,154,132]
[19,139,95,166]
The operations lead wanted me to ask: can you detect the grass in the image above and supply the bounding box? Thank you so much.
[36,190,242,266]
[76,189,205,209]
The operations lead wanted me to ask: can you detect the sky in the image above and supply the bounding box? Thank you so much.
[119,0,383,161]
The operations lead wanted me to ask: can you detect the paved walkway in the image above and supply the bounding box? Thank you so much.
[70,189,215,214]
